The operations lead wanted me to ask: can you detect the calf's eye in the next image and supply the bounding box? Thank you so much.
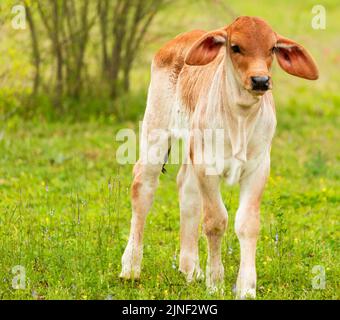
[231,45,241,53]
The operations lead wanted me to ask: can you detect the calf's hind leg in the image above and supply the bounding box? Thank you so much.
[177,164,203,282]
[120,159,166,279]
[120,72,172,278]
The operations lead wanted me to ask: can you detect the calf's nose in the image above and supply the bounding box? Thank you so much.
[251,76,270,91]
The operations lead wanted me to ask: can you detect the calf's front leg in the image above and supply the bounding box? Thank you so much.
[198,173,227,292]
[235,156,270,299]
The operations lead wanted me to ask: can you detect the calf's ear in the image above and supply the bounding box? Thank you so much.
[275,35,319,80]
[185,30,228,66]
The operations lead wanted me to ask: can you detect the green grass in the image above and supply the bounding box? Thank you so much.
[0,97,339,300]
[0,0,339,300]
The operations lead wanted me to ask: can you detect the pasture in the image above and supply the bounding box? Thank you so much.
[0,0,339,299]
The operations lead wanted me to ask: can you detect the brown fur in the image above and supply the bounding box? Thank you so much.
[131,163,142,201]
[153,16,318,113]
[154,30,206,84]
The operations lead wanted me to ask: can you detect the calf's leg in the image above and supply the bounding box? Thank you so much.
[235,157,270,299]
[198,174,227,291]
[120,68,173,279]
[120,160,165,279]
[177,164,203,282]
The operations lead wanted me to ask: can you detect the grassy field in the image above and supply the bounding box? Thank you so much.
[0,0,339,300]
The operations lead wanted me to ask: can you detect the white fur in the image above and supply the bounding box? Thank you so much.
[121,40,276,299]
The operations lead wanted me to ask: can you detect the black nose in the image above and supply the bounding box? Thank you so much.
[251,76,270,91]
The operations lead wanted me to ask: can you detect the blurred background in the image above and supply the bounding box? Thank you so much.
[0,0,339,121]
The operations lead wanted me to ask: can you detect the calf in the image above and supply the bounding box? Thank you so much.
[120,16,318,299]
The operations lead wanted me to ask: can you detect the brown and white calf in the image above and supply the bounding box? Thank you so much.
[120,16,318,298]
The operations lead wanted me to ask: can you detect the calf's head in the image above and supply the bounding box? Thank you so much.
[185,16,318,96]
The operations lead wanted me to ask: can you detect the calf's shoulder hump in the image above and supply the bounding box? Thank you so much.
[153,30,206,71]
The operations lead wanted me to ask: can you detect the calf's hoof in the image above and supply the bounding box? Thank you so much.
[205,264,224,293]
[179,264,204,283]
[235,288,256,300]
